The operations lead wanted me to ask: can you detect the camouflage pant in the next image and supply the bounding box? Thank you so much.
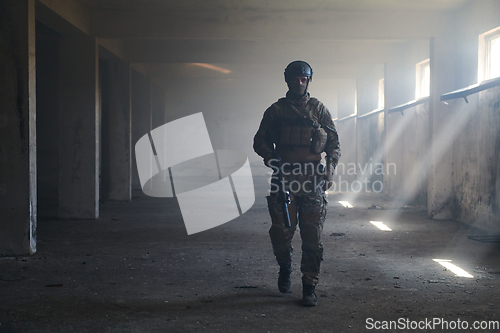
[266,170,327,286]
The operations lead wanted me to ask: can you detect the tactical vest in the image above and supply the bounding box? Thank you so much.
[275,98,327,154]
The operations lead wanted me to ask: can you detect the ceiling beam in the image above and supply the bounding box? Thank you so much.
[37,0,90,35]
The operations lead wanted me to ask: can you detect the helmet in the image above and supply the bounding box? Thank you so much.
[284,60,313,82]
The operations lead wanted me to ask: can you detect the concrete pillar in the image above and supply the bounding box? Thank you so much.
[427,36,456,219]
[58,34,100,219]
[356,76,379,116]
[131,70,152,190]
[152,83,166,129]
[36,22,60,218]
[0,0,37,255]
[335,80,357,185]
[100,50,132,201]
[356,74,383,188]
[383,57,415,199]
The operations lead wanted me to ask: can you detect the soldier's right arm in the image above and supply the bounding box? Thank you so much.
[253,105,277,164]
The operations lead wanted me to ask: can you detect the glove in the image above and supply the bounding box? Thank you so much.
[323,157,337,191]
[263,153,275,168]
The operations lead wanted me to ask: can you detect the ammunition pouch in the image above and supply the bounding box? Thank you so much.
[310,127,327,154]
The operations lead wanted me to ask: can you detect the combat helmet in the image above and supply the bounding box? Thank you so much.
[284,60,313,83]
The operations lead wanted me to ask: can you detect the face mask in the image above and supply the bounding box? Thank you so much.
[287,76,309,96]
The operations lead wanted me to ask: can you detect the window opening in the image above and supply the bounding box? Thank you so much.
[378,78,385,109]
[415,59,430,99]
[478,26,500,82]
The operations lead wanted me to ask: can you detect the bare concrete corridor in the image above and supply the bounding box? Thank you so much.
[2,0,500,331]
[1,176,499,332]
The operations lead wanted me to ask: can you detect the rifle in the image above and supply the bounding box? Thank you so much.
[274,153,292,228]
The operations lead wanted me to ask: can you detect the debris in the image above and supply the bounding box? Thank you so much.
[234,286,258,289]
[330,232,345,237]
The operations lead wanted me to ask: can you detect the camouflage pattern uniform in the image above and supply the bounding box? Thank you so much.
[254,91,340,287]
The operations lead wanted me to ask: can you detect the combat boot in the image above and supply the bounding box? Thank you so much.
[277,264,292,293]
[301,284,317,306]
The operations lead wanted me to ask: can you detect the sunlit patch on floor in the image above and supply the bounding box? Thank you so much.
[433,259,474,278]
[339,201,353,208]
[370,221,392,231]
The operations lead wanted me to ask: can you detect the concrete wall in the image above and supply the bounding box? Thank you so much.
[450,87,500,231]
[426,0,500,224]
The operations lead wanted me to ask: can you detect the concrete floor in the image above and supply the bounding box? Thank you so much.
[1,175,500,333]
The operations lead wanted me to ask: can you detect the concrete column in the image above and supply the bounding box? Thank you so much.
[383,58,415,199]
[356,74,383,188]
[152,83,166,129]
[0,0,37,256]
[131,70,152,191]
[427,36,456,219]
[100,50,132,201]
[36,22,60,218]
[58,34,100,219]
[335,80,357,185]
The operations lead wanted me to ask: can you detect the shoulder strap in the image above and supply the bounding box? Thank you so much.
[277,98,319,128]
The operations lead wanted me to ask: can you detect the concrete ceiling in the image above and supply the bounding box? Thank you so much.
[79,0,470,12]
[71,0,470,84]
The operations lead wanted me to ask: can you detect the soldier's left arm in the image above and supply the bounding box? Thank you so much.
[318,104,341,167]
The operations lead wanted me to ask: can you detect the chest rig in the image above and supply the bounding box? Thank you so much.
[275,98,327,154]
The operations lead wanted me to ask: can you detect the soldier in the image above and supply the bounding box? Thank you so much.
[253,60,340,306]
